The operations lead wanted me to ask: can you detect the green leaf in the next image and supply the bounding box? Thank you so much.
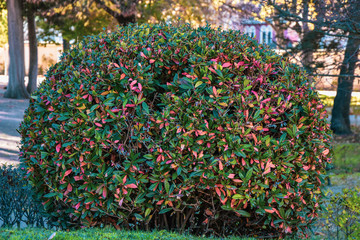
[57,115,69,121]
[41,152,49,159]
[134,213,144,221]
[245,168,253,181]
[195,81,203,88]
[164,180,170,194]
[145,208,152,217]
[106,109,117,118]
[43,192,57,198]
[221,205,232,211]
[142,102,149,114]
[90,104,99,112]
[232,194,244,200]
[143,154,153,160]
[235,210,251,217]
[177,167,182,176]
[159,208,172,214]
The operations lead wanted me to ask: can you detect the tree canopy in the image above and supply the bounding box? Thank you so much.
[0,9,7,47]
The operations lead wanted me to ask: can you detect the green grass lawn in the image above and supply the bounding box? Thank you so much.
[0,228,256,240]
[331,143,360,173]
[319,94,360,107]
[319,94,360,115]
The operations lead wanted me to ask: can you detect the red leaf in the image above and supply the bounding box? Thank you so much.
[140,52,147,59]
[265,208,275,213]
[222,62,231,68]
[235,61,245,68]
[64,169,72,177]
[323,149,329,156]
[119,198,124,206]
[157,200,164,205]
[208,67,216,74]
[285,226,292,233]
[213,86,218,97]
[233,179,243,183]
[67,183,72,193]
[74,202,81,210]
[263,168,271,175]
[56,144,61,153]
[120,73,126,80]
[125,183,137,189]
[242,158,246,166]
[219,161,223,170]
[228,174,235,179]
[215,187,221,197]
[95,123,103,127]
[102,187,107,198]
[149,59,155,63]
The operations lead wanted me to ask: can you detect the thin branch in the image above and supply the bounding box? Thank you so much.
[93,0,120,19]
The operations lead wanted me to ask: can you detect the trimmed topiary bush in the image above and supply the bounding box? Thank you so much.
[19,23,332,238]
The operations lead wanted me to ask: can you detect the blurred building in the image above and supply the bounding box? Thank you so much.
[0,42,63,76]
[242,19,278,48]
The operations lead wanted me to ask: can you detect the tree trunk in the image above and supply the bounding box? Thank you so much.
[5,0,29,99]
[63,38,70,52]
[331,33,360,135]
[300,0,313,74]
[27,8,37,94]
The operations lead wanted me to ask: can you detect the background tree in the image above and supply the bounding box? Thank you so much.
[264,0,360,135]
[138,0,215,25]
[92,0,216,26]
[4,0,77,98]
[92,0,137,25]
[37,0,112,52]
[226,0,360,135]
[328,0,360,135]
[26,1,38,93]
[5,0,29,99]
[25,0,80,93]
[0,2,7,48]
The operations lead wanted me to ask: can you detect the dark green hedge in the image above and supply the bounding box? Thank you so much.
[0,165,48,228]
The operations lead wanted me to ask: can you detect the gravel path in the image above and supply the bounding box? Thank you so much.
[0,83,29,165]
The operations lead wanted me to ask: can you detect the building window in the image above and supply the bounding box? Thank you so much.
[268,32,272,44]
[260,25,273,44]
[244,26,256,38]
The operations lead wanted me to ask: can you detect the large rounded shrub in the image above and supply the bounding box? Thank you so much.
[19,23,331,238]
